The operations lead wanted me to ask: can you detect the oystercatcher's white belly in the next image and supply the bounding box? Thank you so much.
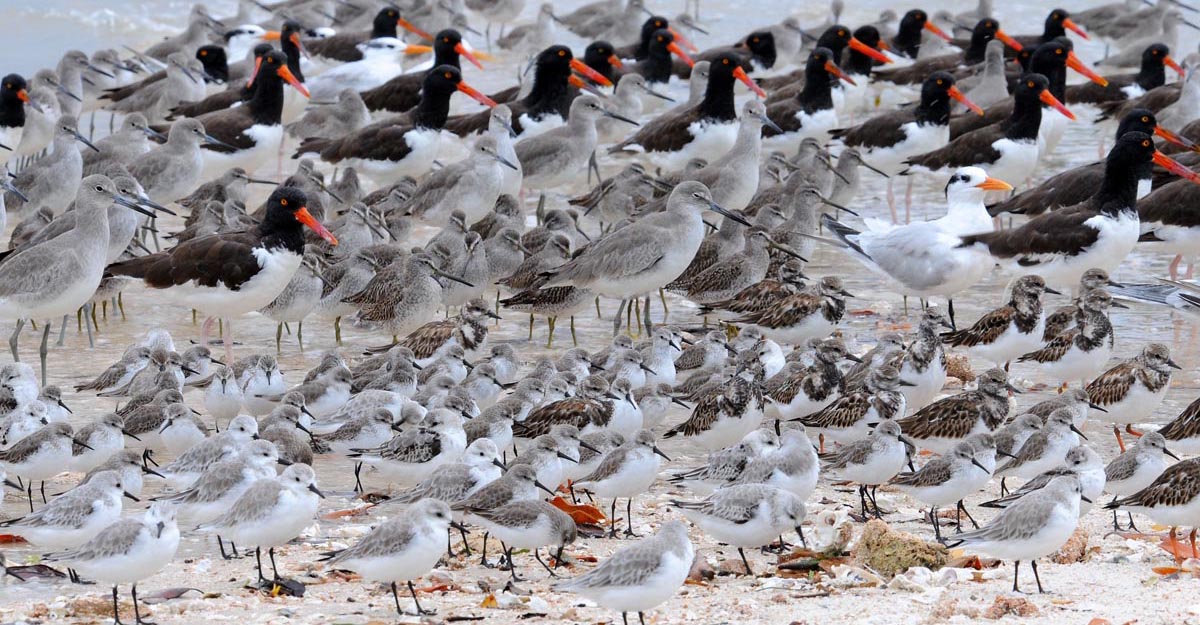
[167,248,302,317]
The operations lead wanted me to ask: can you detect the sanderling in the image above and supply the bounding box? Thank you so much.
[508,434,577,495]
[891,440,992,540]
[821,419,914,518]
[322,499,462,616]
[733,427,821,502]
[995,407,1087,494]
[198,464,325,586]
[158,407,209,456]
[1024,388,1100,430]
[43,502,180,625]
[73,346,152,394]
[576,430,671,537]
[1087,343,1179,451]
[452,464,558,566]
[992,413,1043,463]
[159,439,281,558]
[350,408,466,485]
[947,475,1087,593]
[0,421,78,510]
[70,412,131,473]
[157,415,259,489]
[897,368,1015,454]
[897,309,954,410]
[1103,432,1179,530]
[83,449,163,498]
[1107,457,1200,563]
[465,499,577,580]
[513,375,615,439]
[983,445,1105,516]
[668,428,780,494]
[673,483,806,575]
[673,331,733,379]
[553,520,694,625]
[841,333,906,391]
[1017,289,1121,389]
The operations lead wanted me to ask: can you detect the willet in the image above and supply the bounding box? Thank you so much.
[5,115,96,217]
[128,118,233,208]
[347,252,474,340]
[407,135,519,225]
[101,52,206,123]
[143,5,222,60]
[82,112,165,176]
[541,181,752,334]
[285,88,371,141]
[259,249,325,352]
[516,94,637,193]
[0,176,152,380]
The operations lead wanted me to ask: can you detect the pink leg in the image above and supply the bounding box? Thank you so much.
[222,317,234,362]
[1169,255,1182,280]
[904,178,913,224]
[1187,259,1195,280]
[887,178,898,224]
[200,316,216,348]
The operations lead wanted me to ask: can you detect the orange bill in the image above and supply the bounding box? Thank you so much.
[1164,54,1185,77]
[734,66,768,97]
[667,41,695,67]
[296,206,337,245]
[457,80,497,107]
[976,176,1014,191]
[290,32,308,59]
[247,56,262,88]
[994,29,1023,52]
[877,39,891,51]
[949,85,984,115]
[403,44,434,55]
[263,30,281,40]
[1155,125,1200,152]
[277,65,309,97]
[668,26,699,53]
[398,18,432,41]
[1040,89,1075,120]
[1154,150,1200,183]
[1062,17,1090,40]
[823,60,855,85]
[454,42,485,70]
[608,53,624,69]
[849,37,892,63]
[16,89,28,102]
[1066,51,1108,86]
[569,58,612,87]
[924,21,953,42]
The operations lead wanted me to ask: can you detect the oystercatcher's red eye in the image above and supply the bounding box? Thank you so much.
[723,58,729,64]
[1027,80,1035,88]
[280,198,289,206]
[200,50,207,56]
[936,79,943,85]
[1143,116,1150,122]
[1143,139,1151,147]
[558,50,566,57]
[658,36,664,41]
[443,37,449,42]
[1056,48,1063,55]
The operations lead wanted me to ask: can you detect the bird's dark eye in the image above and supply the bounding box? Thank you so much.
[1143,116,1150,122]
[444,71,453,79]
[1143,139,1152,147]
[1027,80,1035,88]
[558,50,566,57]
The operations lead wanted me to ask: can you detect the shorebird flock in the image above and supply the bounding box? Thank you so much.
[4,0,1200,623]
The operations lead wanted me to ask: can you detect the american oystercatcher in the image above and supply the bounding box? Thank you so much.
[360,29,485,114]
[957,131,1200,288]
[295,66,495,183]
[304,6,431,64]
[106,186,337,359]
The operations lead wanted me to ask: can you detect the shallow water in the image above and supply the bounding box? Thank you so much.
[2,0,1200,620]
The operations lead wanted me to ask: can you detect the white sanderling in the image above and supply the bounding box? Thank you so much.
[983,445,1105,517]
[508,434,577,495]
[891,440,992,541]
[0,421,78,510]
[158,415,260,489]
[668,429,780,494]
[795,364,909,449]
[765,337,857,421]
[1103,432,1179,530]
[83,449,163,498]
[733,427,821,503]
[351,408,466,485]
[1156,396,1200,456]
[947,474,1087,593]
[553,520,694,625]
[664,360,766,451]
[452,464,558,566]
[198,464,325,586]
[193,365,243,431]
[821,419,914,518]
[43,502,180,625]
[465,499,578,580]
[995,407,1086,494]
[1107,456,1200,563]
[70,413,131,473]
[992,413,1043,463]
[158,439,281,558]
[575,430,671,538]
[322,499,462,616]
[158,407,210,456]
[673,483,806,575]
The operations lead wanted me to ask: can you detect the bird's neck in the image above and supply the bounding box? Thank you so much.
[641,47,674,83]
[1003,94,1044,141]
[798,69,834,113]
[1092,156,1145,215]
[699,74,738,120]
[413,91,451,129]
[1136,60,1166,91]
[915,94,951,127]
[0,96,25,128]
[964,34,991,64]
[246,76,285,124]
[258,213,305,253]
